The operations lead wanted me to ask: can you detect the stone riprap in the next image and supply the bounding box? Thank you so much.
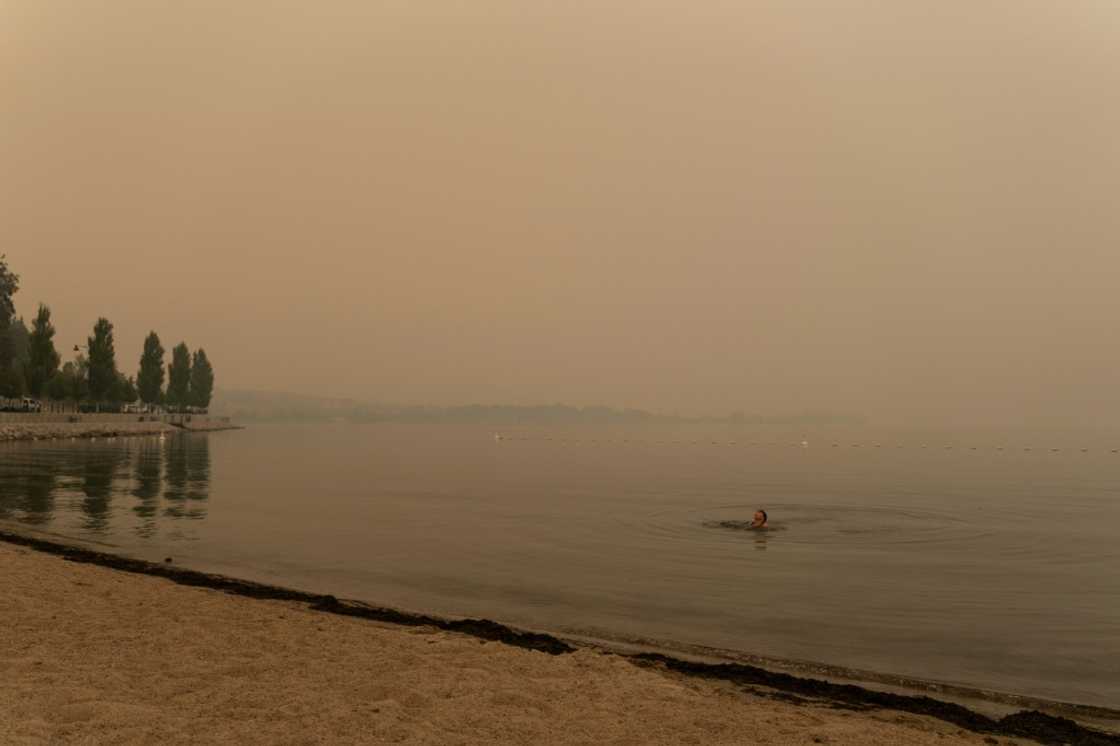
[0,414,241,442]
[0,421,173,442]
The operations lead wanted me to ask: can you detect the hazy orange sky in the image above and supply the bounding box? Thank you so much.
[3,2,1119,424]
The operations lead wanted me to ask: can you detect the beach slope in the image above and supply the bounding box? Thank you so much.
[0,542,1036,745]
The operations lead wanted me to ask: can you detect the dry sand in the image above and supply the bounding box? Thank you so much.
[0,543,1032,745]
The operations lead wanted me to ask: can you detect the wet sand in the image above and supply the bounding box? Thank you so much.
[0,541,1052,746]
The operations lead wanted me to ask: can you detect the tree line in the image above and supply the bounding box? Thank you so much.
[0,254,215,409]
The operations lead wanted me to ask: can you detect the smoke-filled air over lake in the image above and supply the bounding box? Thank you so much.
[3,2,1120,744]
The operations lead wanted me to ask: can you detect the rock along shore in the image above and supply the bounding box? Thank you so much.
[0,419,242,442]
[0,421,173,442]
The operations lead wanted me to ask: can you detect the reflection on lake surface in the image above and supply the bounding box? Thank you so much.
[1,424,1118,709]
[0,434,209,536]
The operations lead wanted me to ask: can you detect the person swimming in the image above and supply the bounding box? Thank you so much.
[749,509,768,529]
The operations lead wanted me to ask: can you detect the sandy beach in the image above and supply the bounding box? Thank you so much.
[0,540,1062,746]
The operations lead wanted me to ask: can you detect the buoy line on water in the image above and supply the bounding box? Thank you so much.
[488,436,1120,454]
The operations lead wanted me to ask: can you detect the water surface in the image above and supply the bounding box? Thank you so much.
[2,424,1117,708]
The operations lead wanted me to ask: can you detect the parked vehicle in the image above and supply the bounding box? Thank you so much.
[0,397,43,413]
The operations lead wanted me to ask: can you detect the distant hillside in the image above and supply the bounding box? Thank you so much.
[211,390,665,424]
[210,389,371,422]
[212,389,862,426]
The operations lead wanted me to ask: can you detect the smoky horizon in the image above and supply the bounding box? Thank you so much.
[4,1,1119,426]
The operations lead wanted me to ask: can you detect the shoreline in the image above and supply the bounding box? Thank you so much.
[0,421,172,442]
[0,420,242,443]
[553,628,1120,728]
[2,525,1116,745]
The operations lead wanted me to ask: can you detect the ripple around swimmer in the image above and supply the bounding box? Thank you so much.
[638,502,1001,548]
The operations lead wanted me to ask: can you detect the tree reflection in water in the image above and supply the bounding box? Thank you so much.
[131,438,162,537]
[80,445,129,532]
[0,434,211,535]
[0,448,58,526]
[163,435,209,520]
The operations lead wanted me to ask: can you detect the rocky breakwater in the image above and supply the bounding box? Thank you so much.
[0,420,173,443]
[168,418,244,433]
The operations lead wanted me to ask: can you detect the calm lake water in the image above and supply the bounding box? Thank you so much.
[2,423,1118,708]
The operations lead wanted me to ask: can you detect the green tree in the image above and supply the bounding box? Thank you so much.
[123,375,139,403]
[166,342,191,408]
[0,363,24,397]
[46,360,88,402]
[0,318,29,397]
[87,317,119,401]
[44,370,69,401]
[10,317,30,370]
[0,255,21,397]
[136,331,165,404]
[0,255,17,321]
[27,304,61,398]
[189,348,215,409]
[113,373,139,404]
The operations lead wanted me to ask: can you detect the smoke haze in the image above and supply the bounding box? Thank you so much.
[4,1,1119,424]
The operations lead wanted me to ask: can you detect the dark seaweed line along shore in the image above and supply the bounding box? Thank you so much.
[1,526,1116,746]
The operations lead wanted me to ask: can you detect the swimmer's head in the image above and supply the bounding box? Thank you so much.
[753,509,768,526]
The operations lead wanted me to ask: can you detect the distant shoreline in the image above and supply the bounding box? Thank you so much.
[213,390,865,427]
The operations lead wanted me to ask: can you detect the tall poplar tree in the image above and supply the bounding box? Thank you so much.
[189,348,214,409]
[136,331,166,404]
[0,255,20,396]
[87,317,119,401]
[0,255,16,320]
[27,304,61,398]
[166,342,191,408]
